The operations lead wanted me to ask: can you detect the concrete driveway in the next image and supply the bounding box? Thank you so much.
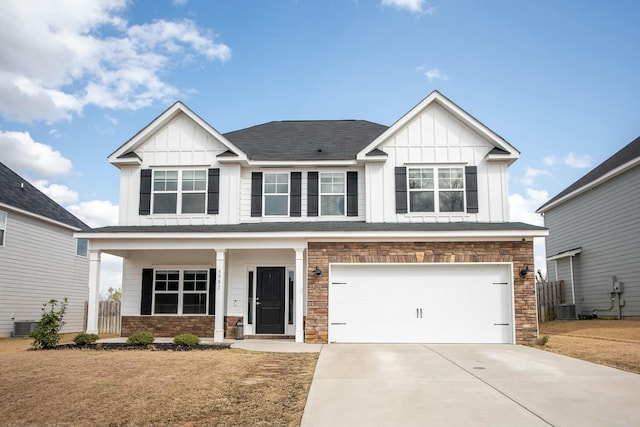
[301,344,640,427]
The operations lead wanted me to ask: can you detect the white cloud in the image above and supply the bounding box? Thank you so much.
[382,0,435,14]
[172,0,189,6]
[564,152,592,168]
[66,200,119,228]
[100,253,123,294]
[0,0,231,123]
[417,66,448,81]
[543,155,556,166]
[509,188,548,226]
[33,179,79,205]
[510,188,550,279]
[520,166,551,186]
[0,130,73,177]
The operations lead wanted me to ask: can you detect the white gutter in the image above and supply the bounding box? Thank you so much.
[0,202,85,232]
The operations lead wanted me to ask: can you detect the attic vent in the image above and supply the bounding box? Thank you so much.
[13,321,39,337]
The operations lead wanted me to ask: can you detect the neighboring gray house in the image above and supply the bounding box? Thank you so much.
[537,136,640,319]
[0,161,90,337]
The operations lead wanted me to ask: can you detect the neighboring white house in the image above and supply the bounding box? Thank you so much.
[79,91,547,345]
[537,135,640,319]
[0,161,90,337]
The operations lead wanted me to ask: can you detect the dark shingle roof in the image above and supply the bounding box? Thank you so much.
[0,161,89,230]
[223,120,388,161]
[82,221,546,234]
[538,135,640,211]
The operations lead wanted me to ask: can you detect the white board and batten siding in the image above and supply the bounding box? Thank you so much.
[544,165,640,317]
[328,263,514,344]
[366,102,509,223]
[0,211,89,337]
[118,112,241,226]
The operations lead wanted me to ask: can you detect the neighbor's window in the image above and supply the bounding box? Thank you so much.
[264,173,289,216]
[408,167,464,213]
[0,211,6,246]
[76,239,88,257]
[152,170,206,214]
[153,269,209,315]
[320,172,345,216]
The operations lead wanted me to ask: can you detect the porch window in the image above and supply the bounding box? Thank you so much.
[408,167,464,213]
[152,169,207,214]
[264,173,289,216]
[320,172,345,216]
[0,211,6,246]
[154,269,208,315]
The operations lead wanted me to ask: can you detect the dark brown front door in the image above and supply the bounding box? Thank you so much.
[256,267,285,334]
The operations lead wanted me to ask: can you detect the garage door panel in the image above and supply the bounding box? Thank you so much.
[329,264,513,344]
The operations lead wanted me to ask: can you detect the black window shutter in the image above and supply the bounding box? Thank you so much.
[251,172,263,217]
[347,171,358,216]
[207,168,220,215]
[290,172,302,217]
[140,268,153,315]
[208,268,216,315]
[395,167,407,214]
[465,166,479,213]
[307,172,318,216]
[139,169,152,215]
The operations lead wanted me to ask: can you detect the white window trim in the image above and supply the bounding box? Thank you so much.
[407,166,466,214]
[320,171,346,217]
[263,171,290,217]
[152,267,210,315]
[151,168,208,215]
[0,210,6,247]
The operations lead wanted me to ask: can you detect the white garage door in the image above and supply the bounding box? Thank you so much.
[329,264,513,344]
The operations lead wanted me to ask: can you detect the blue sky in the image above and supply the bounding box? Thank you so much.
[1,0,639,290]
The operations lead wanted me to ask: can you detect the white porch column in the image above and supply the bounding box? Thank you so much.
[295,248,305,343]
[213,249,227,342]
[86,250,101,334]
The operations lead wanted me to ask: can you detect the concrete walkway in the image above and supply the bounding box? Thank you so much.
[301,344,640,427]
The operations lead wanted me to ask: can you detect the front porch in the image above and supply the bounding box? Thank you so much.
[84,236,309,343]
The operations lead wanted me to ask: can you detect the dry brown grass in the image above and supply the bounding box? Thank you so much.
[0,335,318,427]
[537,319,640,374]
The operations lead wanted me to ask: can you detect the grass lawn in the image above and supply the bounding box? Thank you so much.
[537,319,640,374]
[0,334,318,427]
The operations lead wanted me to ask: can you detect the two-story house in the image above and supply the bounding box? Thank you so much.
[79,91,547,345]
[0,161,90,337]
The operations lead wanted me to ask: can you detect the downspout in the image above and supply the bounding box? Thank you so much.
[569,256,576,305]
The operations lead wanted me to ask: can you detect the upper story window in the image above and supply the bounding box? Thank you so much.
[152,170,206,214]
[154,269,208,315]
[264,173,289,216]
[408,167,464,213]
[0,211,6,246]
[76,239,88,257]
[320,172,345,216]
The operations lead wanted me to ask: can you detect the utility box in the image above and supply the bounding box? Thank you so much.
[613,281,623,293]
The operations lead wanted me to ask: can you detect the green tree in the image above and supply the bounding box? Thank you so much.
[30,298,68,349]
[105,287,122,301]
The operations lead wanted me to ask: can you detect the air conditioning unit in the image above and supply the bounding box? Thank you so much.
[13,321,39,337]
[556,304,577,320]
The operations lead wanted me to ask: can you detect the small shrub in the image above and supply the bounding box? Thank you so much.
[173,333,201,347]
[30,298,68,349]
[538,334,550,346]
[126,331,154,346]
[73,333,99,345]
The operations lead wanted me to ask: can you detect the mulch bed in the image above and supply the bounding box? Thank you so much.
[45,342,232,351]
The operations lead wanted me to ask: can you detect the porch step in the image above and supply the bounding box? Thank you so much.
[244,335,294,340]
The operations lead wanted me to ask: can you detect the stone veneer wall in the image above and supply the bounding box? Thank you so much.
[305,241,537,345]
[121,316,214,337]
